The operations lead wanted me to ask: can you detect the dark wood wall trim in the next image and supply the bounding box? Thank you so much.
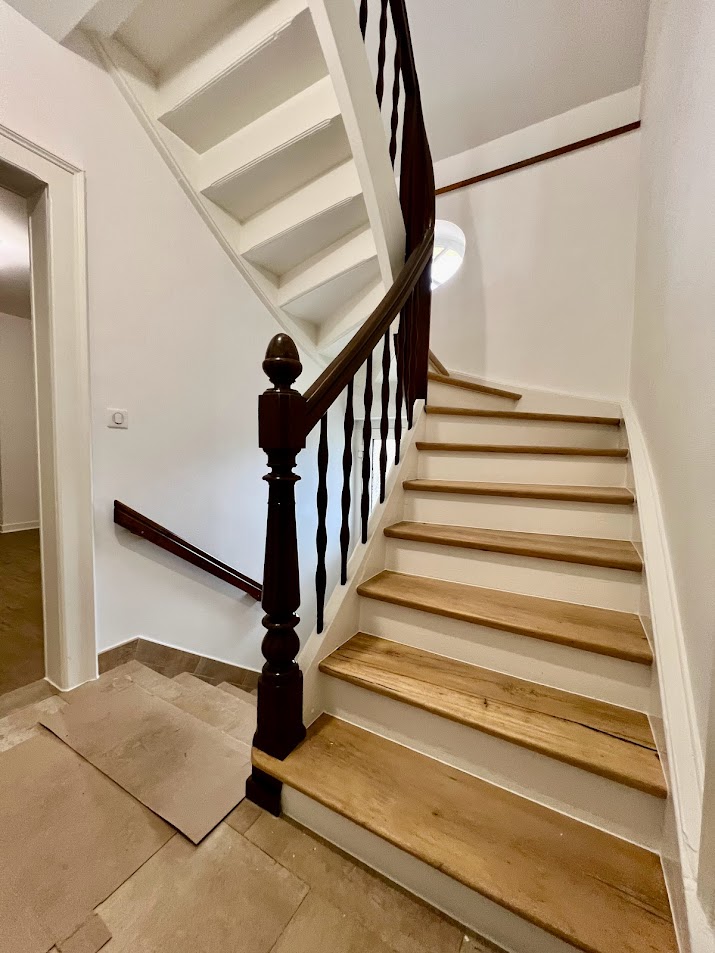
[436,121,641,197]
[114,500,262,601]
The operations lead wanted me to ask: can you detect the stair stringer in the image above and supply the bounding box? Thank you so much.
[299,405,426,726]
[622,404,707,953]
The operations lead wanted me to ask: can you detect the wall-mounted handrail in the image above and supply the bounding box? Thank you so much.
[114,500,262,601]
[247,0,434,815]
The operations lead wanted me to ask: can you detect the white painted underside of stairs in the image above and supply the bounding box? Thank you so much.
[83,0,405,360]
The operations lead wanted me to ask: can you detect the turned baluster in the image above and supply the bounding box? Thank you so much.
[246,333,307,816]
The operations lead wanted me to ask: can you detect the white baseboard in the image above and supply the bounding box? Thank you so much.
[0,520,40,533]
[622,404,711,952]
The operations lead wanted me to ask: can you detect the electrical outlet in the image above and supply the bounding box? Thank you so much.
[108,408,128,429]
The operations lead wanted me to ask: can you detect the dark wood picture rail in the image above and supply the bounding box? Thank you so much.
[436,121,641,196]
[114,500,262,601]
[246,0,435,816]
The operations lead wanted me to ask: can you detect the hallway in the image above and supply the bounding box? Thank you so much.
[0,529,44,696]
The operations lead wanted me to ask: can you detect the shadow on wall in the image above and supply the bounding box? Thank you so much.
[429,191,488,379]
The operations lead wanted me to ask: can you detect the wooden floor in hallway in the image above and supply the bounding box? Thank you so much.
[0,529,44,697]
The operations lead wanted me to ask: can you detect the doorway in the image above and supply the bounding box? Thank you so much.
[0,181,43,695]
[0,124,95,693]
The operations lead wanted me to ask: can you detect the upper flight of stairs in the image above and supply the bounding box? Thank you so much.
[78,0,404,359]
[253,370,679,953]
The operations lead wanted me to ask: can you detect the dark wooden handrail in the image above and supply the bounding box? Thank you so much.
[304,227,434,432]
[114,500,262,601]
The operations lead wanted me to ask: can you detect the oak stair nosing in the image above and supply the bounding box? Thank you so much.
[427,371,522,401]
[384,522,644,572]
[356,570,652,664]
[253,716,677,953]
[416,442,629,457]
[320,633,665,798]
[403,480,635,505]
[425,405,622,426]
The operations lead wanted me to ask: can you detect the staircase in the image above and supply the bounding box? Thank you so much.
[80,0,404,359]
[252,371,679,953]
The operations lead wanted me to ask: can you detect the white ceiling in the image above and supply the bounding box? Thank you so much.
[408,0,650,161]
[0,185,31,320]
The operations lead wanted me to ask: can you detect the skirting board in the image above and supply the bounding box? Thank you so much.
[0,521,40,533]
[623,405,711,952]
[99,637,259,691]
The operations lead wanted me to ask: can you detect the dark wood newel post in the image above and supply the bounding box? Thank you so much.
[246,333,307,816]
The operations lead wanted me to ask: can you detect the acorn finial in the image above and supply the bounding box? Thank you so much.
[263,334,302,389]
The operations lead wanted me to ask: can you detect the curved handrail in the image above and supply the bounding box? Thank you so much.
[304,223,434,433]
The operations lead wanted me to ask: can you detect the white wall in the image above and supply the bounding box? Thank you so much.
[0,311,39,530]
[430,125,640,400]
[0,1,341,671]
[631,0,715,751]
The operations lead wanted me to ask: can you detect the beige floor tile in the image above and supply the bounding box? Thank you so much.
[0,732,172,945]
[56,913,111,953]
[225,800,262,835]
[218,681,257,706]
[98,825,308,952]
[0,679,58,719]
[171,673,257,738]
[0,695,66,752]
[245,813,463,953]
[272,892,399,953]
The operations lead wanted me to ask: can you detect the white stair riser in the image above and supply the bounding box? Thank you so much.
[283,786,583,953]
[427,381,520,411]
[425,415,623,448]
[358,598,652,711]
[320,676,664,852]
[385,539,642,612]
[404,491,635,539]
[417,449,628,485]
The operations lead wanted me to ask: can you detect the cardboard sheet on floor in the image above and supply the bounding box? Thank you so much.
[41,678,252,844]
[56,914,111,953]
[0,733,172,953]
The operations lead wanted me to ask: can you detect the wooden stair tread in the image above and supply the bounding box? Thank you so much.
[320,634,664,797]
[428,371,522,401]
[384,521,643,571]
[426,405,622,425]
[417,441,629,456]
[357,570,652,664]
[403,480,635,505]
[253,716,676,953]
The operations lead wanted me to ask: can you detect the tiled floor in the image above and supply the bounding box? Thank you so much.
[0,669,501,953]
[95,803,488,953]
[0,530,44,696]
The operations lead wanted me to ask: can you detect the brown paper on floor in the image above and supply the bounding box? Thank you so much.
[56,915,111,953]
[41,677,252,844]
[0,733,172,951]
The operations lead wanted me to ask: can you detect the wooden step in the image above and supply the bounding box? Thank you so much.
[403,480,635,505]
[417,441,629,456]
[320,634,664,797]
[426,406,622,426]
[428,371,522,401]
[356,571,652,664]
[384,522,643,572]
[253,716,676,953]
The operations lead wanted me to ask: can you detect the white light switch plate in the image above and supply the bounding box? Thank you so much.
[108,408,128,429]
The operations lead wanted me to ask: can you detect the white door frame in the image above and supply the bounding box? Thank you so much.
[0,123,96,690]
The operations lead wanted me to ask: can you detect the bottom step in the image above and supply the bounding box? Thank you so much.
[253,716,676,953]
